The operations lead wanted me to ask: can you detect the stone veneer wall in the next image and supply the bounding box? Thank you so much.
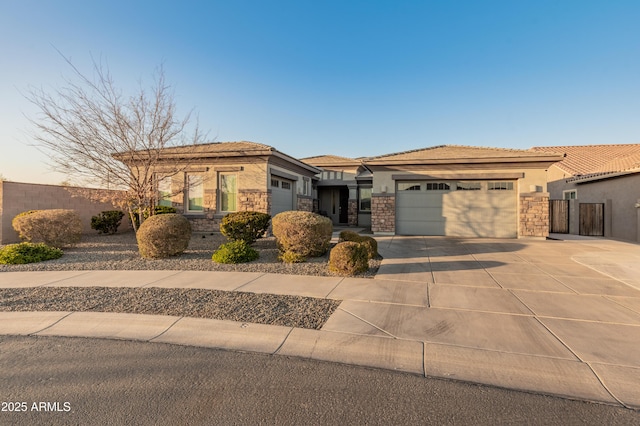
[371,194,395,234]
[348,199,358,226]
[297,195,313,212]
[519,192,550,238]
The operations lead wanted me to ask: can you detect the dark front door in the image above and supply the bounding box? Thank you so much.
[319,187,349,225]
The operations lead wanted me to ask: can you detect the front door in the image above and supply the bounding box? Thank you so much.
[319,187,348,224]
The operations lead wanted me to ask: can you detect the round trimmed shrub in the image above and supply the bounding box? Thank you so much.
[339,231,378,259]
[272,211,332,262]
[0,242,63,264]
[131,205,177,229]
[12,209,82,248]
[328,241,369,276]
[91,210,125,234]
[136,213,191,259]
[212,240,259,264]
[220,211,271,244]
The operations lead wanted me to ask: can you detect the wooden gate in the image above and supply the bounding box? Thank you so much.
[579,203,604,236]
[549,200,569,233]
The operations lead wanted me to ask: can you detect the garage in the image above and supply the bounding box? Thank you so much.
[395,180,517,238]
[270,176,294,217]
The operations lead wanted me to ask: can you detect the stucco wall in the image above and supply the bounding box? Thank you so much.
[0,181,130,244]
[571,175,640,242]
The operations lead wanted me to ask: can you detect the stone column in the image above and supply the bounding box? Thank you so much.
[371,193,395,235]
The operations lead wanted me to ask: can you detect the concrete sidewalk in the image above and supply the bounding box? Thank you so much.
[1,236,640,409]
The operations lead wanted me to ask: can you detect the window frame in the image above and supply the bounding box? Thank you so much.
[487,181,514,191]
[156,176,173,207]
[186,174,204,213]
[359,187,372,212]
[219,173,238,213]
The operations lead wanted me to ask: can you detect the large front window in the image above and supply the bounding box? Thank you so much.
[220,173,237,212]
[187,174,204,212]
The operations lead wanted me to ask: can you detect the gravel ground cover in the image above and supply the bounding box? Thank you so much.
[0,231,379,329]
[0,232,381,277]
[0,286,340,329]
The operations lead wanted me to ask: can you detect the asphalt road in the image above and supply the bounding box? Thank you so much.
[1,336,638,425]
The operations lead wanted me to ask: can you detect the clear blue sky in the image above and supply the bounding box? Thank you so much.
[1,0,639,184]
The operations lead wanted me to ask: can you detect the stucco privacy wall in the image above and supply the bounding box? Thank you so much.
[0,181,130,244]
[562,174,640,242]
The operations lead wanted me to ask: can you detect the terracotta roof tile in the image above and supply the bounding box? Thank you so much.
[367,145,560,161]
[300,154,360,166]
[531,144,640,175]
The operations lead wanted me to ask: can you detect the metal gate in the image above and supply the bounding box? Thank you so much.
[579,203,604,236]
[549,200,569,233]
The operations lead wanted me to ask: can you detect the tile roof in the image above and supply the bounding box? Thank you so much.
[300,154,361,166]
[366,145,561,162]
[159,141,276,155]
[531,144,640,175]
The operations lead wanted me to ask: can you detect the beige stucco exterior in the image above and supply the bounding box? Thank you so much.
[0,181,131,244]
[546,164,640,242]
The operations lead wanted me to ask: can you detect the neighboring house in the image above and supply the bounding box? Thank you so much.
[531,144,640,242]
[135,141,321,232]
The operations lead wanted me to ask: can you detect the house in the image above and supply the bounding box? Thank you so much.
[306,145,562,238]
[125,142,561,238]
[531,144,640,242]
[140,141,321,232]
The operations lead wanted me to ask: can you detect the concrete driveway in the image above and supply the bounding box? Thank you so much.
[323,235,640,409]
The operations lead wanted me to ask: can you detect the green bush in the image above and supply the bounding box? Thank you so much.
[91,210,125,234]
[339,230,378,259]
[131,205,177,229]
[0,242,63,264]
[328,241,369,276]
[272,211,332,263]
[212,240,259,264]
[220,211,271,244]
[136,213,191,259]
[12,209,82,248]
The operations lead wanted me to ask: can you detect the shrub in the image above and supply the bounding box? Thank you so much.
[131,205,177,229]
[91,210,125,234]
[12,209,82,248]
[136,213,191,259]
[220,211,271,244]
[272,211,332,263]
[0,242,63,264]
[328,241,369,276]
[339,231,378,259]
[212,240,259,264]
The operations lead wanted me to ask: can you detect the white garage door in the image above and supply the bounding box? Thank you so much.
[271,177,294,217]
[396,181,517,238]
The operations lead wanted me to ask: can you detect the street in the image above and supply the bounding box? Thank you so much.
[1,335,638,425]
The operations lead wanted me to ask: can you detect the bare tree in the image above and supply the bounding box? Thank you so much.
[25,54,206,230]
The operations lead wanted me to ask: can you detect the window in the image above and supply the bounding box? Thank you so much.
[398,182,422,191]
[456,182,481,191]
[220,173,237,212]
[359,187,372,212]
[281,181,291,190]
[271,178,279,188]
[488,181,514,191]
[563,190,577,200]
[321,171,343,180]
[157,177,172,207]
[426,182,450,191]
[302,178,310,196]
[187,174,204,212]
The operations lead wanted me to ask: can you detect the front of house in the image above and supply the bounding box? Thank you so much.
[142,141,562,238]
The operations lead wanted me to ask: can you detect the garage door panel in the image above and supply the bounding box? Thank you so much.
[396,181,517,238]
[271,178,294,217]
